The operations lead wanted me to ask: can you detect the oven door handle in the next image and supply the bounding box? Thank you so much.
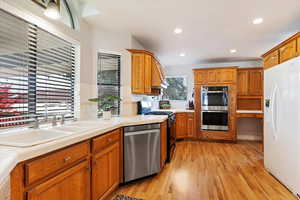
[201,110,228,113]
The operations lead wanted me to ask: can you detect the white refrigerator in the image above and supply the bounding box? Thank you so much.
[264,56,300,197]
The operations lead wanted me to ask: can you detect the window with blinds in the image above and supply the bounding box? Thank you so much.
[0,9,75,127]
[97,53,121,116]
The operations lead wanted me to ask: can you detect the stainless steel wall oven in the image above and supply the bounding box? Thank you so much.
[201,86,229,131]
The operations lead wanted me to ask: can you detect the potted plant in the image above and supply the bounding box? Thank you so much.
[88,95,121,120]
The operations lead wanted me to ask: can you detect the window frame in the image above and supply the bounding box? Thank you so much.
[163,75,188,101]
[96,50,121,117]
[0,8,80,127]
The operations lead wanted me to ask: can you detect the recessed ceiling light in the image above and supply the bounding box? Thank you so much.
[179,53,186,57]
[230,49,237,53]
[174,28,183,34]
[253,18,263,25]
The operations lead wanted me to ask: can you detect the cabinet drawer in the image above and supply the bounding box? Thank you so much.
[25,141,89,185]
[263,50,279,70]
[279,40,297,63]
[92,129,120,153]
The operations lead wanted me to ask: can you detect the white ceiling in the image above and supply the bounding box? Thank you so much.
[80,0,300,66]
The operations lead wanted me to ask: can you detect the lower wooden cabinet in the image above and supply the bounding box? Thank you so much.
[27,160,90,200]
[176,113,188,139]
[176,113,196,139]
[160,121,167,168]
[92,142,120,200]
[187,113,196,138]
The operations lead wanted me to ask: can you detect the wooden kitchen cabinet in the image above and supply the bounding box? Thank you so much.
[207,70,217,83]
[262,32,300,70]
[248,69,263,96]
[237,70,248,96]
[128,49,165,95]
[131,53,145,94]
[176,113,187,139]
[194,67,237,85]
[263,50,279,70]
[144,54,152,94]
[27,161,90,200]
[279,40,297,63]
[237,68,263,97]
[187,113,196,138]
[160,121,167,168]
[217,68,237,83]
[194,70,207,84]
[92,130,120,200]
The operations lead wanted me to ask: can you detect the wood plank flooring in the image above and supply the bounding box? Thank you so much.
[113,141,297,200]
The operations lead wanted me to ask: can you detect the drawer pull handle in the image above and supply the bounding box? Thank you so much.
[64,156,71,162]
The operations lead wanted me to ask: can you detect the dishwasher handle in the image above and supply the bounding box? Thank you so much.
[125,129,160,137]
[124,123,160,133]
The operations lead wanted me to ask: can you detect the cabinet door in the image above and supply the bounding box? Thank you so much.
[248,69,263,96]
[109,142,120,188]
[194,71,207,84]
[187,113,195,138]
[27,161,90,200]
[131,53,145,94]
[176,113,187,139]
[92,142,120,200]
[279,40,297,63]
[263,50,279,70]
[217,69,237,83]
[207,70,217,83]
[237,70,249,96]
[144,54,152,94]
[160,121,167,168]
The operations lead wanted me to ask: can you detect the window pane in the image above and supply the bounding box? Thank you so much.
[0,10,30,127]
[97,53,121,116]
[163,77,187,101]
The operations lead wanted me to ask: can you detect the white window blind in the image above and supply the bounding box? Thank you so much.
[0,9,75,127]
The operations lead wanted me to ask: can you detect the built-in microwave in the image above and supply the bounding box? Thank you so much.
[201,86,228,111]
[201,110,229,131]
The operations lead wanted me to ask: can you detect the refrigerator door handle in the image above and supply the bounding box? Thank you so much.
[271,85,278,140]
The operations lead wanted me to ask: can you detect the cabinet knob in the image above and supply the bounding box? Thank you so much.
[108,138,112,142]
[64,156,71,162]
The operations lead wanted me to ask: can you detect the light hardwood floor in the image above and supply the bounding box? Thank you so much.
[113,141,297,200]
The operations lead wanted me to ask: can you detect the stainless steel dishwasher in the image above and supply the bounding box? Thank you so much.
[124,123,161,183]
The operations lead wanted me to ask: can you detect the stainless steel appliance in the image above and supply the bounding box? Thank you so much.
[201,86,228,111]
[124,124,161,182]
[201,110,229,131]
[137,101,176,163]
[201,86,229,131]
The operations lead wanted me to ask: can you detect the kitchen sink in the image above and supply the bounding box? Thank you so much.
[0,129,72,147]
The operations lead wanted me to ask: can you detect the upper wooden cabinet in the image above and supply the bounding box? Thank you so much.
[131,53,145,94]
[262,32,300,70]
[237,68,263,97]
[237,70,248,96]
[248,69,263,96]
[194,67,237,85]
[279,40,297,63]
[194,70,207,84]
[263,50,279,70]
[128,49,165,95]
